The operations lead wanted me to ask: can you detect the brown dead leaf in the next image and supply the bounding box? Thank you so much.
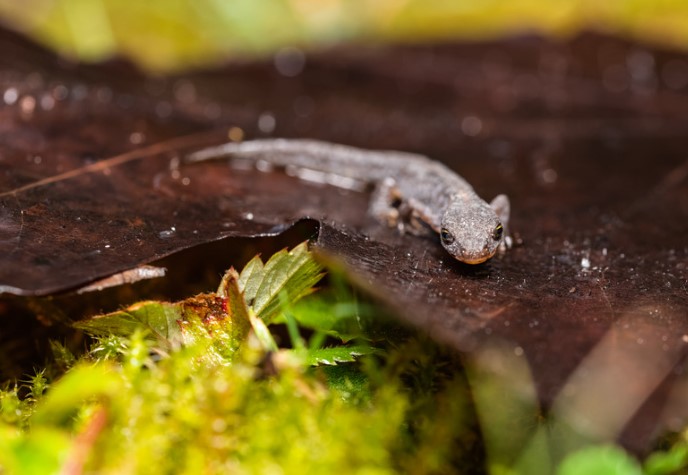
[0,27,687,451]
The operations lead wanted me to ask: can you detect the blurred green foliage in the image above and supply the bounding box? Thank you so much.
[1,0,688,71]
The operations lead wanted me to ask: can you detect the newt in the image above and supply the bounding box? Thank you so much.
[187,139,510,264]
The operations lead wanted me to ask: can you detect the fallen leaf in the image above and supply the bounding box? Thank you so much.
[0,28,687,452]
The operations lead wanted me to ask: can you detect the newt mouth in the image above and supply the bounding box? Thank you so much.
[460,251,496,265]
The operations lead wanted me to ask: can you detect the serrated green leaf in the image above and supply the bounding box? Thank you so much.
[76,279,251,358]
[235,242,325,322]
[74,300,184,348]
[304,345,377,367]
[230,256,264,302]
[75,241,320,359]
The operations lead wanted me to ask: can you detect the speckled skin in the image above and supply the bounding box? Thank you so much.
[187,139,510,264]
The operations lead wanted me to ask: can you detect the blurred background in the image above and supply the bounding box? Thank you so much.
[0,0,687,72]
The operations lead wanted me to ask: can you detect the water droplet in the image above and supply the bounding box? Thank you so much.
[158,227,176,239]
[626,49,655,82]
[228,126,244,142]
[20,95,36,117]
[541,168,557,184]
[53,84,68,101]
[40,93,55,111]
[274,47,306,77]
[461,115,482,136]
[255,159,273,172]
[258,112,276,133]
[3,87,18,105]
[129,132,145,144]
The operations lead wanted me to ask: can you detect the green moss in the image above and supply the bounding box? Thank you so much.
[0,335,470,473]
[0,243,474,474]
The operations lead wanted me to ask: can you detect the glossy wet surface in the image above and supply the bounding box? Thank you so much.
[0,28,687,451]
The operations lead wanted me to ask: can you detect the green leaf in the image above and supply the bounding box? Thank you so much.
[234,255,264,302]
[75,241,320,360]
[76,270,251,358]
[285,297,374,342]
[556,445,642,475]
[222,241,325,322]
[304,345,377,367]
[74,300,184,348]
[644,444,688,475]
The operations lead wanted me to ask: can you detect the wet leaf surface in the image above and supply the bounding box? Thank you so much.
[0,28,687,451]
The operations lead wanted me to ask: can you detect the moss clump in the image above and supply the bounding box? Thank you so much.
[0,243,475,474]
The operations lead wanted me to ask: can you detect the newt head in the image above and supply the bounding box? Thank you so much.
[440,194,510,265]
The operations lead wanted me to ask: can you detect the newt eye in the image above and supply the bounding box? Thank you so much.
[492,223,504,241]
[440,228,455,244]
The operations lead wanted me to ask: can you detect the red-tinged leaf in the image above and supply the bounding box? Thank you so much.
[74,300,186,348]
[75,290,250,357]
